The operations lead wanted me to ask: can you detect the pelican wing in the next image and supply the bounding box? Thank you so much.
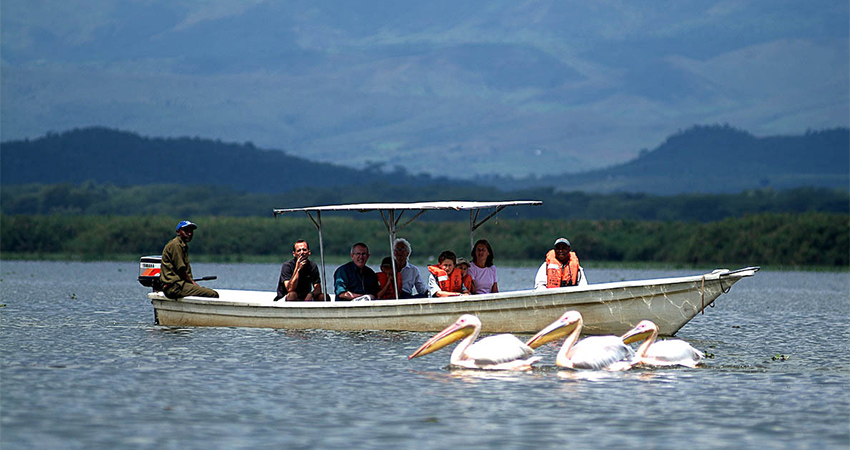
[463,334,535,366]
[566,336,635,370]
[642,340,704,367]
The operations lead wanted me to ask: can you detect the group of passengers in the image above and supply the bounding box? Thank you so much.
[159,220,585,301]
[273,236,586,302]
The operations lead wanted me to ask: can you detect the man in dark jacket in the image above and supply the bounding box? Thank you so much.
[160,220,219,299]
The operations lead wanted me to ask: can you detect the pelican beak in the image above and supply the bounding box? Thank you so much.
[621,326,652,345]
[408,323,474,359]
[525,317,579,349]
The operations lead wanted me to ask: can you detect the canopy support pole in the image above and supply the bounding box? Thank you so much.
[469,205,508,250]
[380,209,400,300]
[379,208,427,300]
[304,211,329,302]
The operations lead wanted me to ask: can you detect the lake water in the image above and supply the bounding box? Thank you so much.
[1,261,848,449]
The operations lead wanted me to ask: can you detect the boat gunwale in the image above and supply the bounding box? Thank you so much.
[149,266,760,309]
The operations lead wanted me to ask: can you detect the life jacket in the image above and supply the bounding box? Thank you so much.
[427,265,465,293]
[545,250,580,288]
[377,271,402,299]
[461,273,474,293]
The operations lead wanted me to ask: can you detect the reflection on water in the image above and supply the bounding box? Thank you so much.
[1,261,848,449]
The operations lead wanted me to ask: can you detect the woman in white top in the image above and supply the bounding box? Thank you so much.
[467,239,498,294]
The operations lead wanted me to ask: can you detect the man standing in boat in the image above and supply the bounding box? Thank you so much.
[274,239,325,301]
[160,220,219,299]
[534,238,588,289]
[334,242,380,300]
[393,238,428,298]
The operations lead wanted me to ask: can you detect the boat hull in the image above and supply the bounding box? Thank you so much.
[150,267,758,335]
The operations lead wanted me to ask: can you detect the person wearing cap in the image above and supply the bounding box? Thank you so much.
[534,238,587,290]
[455,257,475,294]
[427,250,472,297]
[274,239,325,301]
[160,220,219,299]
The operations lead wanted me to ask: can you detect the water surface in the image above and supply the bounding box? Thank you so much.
[1,261,848,449]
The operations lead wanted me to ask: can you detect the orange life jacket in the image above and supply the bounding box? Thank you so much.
[377,271,403,299]
[427,265,466,293]
[461,273,473,293]
[545,250,580,288]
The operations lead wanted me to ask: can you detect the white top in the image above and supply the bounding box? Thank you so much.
[274,200,542,215]
[427,273,441,297]
[467,264,498,294]
[399,262,427,296]
[534,263,588,289]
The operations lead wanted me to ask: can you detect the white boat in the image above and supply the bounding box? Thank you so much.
[142,201,759,335]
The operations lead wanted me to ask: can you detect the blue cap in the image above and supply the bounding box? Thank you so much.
[176,220,197,232]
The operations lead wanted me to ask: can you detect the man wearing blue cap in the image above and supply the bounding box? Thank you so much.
[160,220,219,299]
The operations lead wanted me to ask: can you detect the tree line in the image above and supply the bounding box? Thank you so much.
[2,182,847,223]
[2,212,846,267]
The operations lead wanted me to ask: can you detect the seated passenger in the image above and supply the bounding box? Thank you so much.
[376,256,403,299]
[534,238,588,289]
[428,251,471,297]
[274,239,325,301]
[456,257,475,294]
[333,242,380,300]
[393,238,428,298]
[468,239,498,294]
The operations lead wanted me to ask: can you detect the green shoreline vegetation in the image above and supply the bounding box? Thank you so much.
[2,212,847,268]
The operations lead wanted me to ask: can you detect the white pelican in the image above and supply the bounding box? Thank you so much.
[621,320,704,368]
[408,314,540,371]
[525,310,634,371]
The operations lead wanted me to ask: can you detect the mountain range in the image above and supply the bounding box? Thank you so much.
[3,2,847,181]
[1,125,847,195]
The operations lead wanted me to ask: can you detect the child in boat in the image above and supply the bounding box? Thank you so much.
[428,251,473,297]
[456,257,475,294]
[376,257,402,299]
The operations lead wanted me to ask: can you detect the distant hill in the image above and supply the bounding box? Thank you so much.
[513,125,849,194]
[0,127,450,194]
[1,125,847,195]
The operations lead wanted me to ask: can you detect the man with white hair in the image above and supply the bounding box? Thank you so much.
[393,238,428,298]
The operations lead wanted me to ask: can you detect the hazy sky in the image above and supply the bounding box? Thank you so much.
[2,1,848,178]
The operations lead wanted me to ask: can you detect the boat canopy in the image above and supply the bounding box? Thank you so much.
[273,200,542,301]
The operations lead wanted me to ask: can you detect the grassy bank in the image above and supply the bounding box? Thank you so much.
[2,252,846,274]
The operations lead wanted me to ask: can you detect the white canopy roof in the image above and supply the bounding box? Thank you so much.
[273,200,542,215]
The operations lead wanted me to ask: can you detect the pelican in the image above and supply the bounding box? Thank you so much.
[525,310,634,371]
[408,314,540,371]
[621,320,704,368]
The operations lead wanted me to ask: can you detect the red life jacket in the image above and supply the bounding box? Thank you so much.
[427,265,465,293]
[377,271,402,299]
[545,250,580,288]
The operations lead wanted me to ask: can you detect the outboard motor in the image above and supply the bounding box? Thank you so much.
[138,255,163,291]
